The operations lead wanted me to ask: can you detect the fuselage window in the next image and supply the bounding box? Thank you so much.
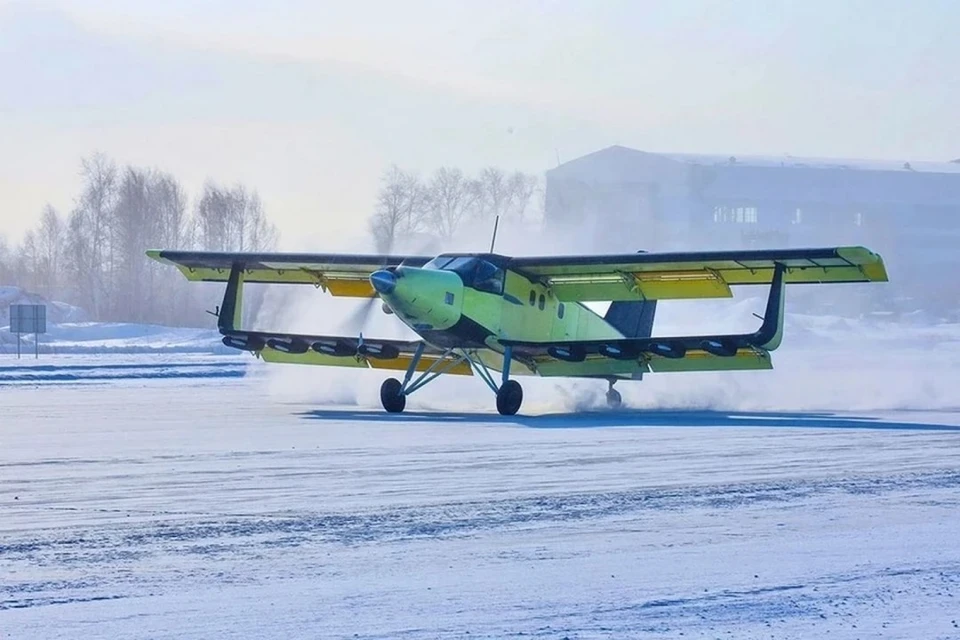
[529,290,536,305]
[558,303,565,319]
[538,294,545,310]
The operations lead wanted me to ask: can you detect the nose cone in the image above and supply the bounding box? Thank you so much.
[370,269,397,295]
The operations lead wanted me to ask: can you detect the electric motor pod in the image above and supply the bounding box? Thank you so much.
[546,344,587,363]
[358,342,401,360]
[222,334,265,351]
[648,342,686,359]
[266,337,310,354]
[311,340,358,357]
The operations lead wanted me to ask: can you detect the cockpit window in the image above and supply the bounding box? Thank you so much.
[423,256,456,270]
[472,260,505,295]
[443,257,477,275]
[427,256,504,295]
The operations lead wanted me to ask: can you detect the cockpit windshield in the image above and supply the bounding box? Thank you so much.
[423,255,505,295]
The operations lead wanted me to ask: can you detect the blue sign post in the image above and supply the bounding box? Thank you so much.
[9,304,46,359]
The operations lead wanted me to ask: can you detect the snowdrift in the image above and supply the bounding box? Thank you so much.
[0,286,88,325]
[0,321,228,355]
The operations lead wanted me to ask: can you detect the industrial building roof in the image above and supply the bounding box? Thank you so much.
[548,146,960,207]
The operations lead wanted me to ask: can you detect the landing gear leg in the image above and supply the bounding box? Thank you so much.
[494,346,523,416]
[379,342,424,413]
[606,379,622,409]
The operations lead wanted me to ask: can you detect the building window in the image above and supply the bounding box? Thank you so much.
[713,205,758,224]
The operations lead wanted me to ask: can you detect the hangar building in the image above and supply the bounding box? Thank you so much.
[545,146,960,314]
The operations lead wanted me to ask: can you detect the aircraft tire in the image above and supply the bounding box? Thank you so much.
[606,388,622,409]
[380,377,406,413]
[496,380,523,416]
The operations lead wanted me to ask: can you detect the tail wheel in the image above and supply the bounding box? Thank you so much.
[496,380,523,416]
[380,377,406,413]
[606,388,622,409]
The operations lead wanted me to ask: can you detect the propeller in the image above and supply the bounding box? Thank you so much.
[340,295,380,334]
[337,235,440,335]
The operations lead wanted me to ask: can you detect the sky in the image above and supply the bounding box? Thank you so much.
[1,0,958,249]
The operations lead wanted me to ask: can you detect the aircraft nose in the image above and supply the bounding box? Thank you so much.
[369,269,397,295]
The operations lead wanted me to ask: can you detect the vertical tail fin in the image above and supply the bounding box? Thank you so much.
[605,299,657,338]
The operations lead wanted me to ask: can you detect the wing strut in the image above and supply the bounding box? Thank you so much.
[218,263,245,333]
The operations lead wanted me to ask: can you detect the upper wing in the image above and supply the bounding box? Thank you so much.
[503,261,786,378]
[147,250,431,298]
[506,245,887,301]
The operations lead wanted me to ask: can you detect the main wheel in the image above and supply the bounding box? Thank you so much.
[380,377,406,413]
[496,380,523,416]
[606,388,622,409]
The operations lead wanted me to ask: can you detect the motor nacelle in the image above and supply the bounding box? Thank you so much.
[266,337,309,354]
[599,343,640,361]
[547,344,586,363]
[698,338,739,357]
[312,340,357,357]
[648,342,686,359]
[222,335,264,351]
[358,342,401,360]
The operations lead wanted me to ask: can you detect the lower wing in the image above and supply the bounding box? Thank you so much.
[223,330,474,376]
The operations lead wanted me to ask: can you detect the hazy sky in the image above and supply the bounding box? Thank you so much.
[1,0,958,249]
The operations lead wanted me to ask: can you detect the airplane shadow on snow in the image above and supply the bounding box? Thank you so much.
[296,407,960,432]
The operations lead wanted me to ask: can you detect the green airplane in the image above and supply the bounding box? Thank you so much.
[148,245,887,415]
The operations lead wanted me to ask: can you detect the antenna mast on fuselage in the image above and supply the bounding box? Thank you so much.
[488,215,500,253]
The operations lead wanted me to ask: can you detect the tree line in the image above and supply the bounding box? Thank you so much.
[0,153,278,326]
[0,158,542,328]
[369,165,541,252]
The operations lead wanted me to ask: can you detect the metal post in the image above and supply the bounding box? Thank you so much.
[35,331,39,359]
[16,331,21,360]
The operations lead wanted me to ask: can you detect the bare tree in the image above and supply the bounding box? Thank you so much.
[242,191,278,252]
[15,230,41,294]
[196,182,277,252]
[425,167,477,240]
[67,153,119,317]
[0,235,11,284]
[505,171,538,221]
[476,167,509,221]
[36,205,66,300]
[369,165,427,252]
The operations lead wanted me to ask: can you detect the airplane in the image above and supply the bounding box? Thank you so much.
[147,245,887,415]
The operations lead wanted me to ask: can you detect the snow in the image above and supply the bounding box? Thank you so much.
[0,322,228,355]
[0,287,88,325]
[2,317,960,638]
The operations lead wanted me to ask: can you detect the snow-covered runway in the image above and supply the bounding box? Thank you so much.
[3,371,960,639]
